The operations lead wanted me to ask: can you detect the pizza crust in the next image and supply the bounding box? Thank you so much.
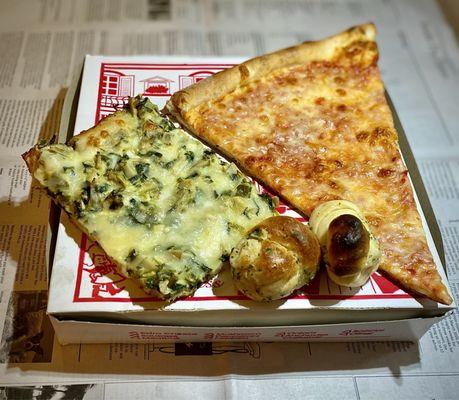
[22,146,41,175]
[166,23,376,117]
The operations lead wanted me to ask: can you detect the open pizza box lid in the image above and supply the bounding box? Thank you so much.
[46,56,455,332]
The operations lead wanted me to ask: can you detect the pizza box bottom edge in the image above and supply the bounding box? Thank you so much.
[48,312,452,344]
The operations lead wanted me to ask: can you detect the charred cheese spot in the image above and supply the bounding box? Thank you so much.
[377,168,394,178]
[88,136,101,147]
[355,131,369,142]
[315,97,325,105]
[328,180,340,189]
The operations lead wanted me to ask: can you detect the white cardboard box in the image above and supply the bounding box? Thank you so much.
[47,56,455,344]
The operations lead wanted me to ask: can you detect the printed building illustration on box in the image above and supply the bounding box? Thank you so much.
[95,63,235,121]
[141,76,174,95]
[179,71,214,89]
[100,70,135,118]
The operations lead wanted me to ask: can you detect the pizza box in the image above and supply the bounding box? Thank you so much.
[46,55,455,344]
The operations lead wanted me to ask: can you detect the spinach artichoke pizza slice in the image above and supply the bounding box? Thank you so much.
[23,97,276,300]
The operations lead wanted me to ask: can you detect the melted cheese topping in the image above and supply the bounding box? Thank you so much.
[34,98,275,299]
[184,39,451,304]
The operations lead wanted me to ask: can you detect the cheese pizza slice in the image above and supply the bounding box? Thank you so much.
[166,24,453,304]
[23,97,275,300]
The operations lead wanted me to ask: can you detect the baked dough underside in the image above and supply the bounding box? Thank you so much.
[168,25,452,304]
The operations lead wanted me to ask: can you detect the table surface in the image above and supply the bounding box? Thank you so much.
[0,1,458,399]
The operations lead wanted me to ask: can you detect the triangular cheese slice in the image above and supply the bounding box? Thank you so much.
[166,24,452,304]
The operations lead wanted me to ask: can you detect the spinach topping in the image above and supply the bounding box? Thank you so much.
[236,182,252,197]
[101,153,120,169]
[260,193,276,210]
[253,199,260,216]
[145,276,158,290]
[203,149,214,159]
[186,171,199,179]
[128,198,158,227]
[95,184,109,193]
[129,163,150,184]
[158,116,176,132]
[127,249,137,261]
[226,222,241,233]
[163,160,175,169]
[219,190,232,197]
[189,257,211,273]
[105,192,123,210]
[184,150,195,162]
[82,162,93,172]
[249,227,262,239]
[141,150,162,159]
[168,282,186,292]
[63,166,75,175]
[74,200,85,218]
[81,184,90,205]
[135,163,149,175]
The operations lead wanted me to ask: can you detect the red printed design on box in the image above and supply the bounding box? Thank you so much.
[95,63,234,122]
[99,70,135,119]
[72,62,414,304]
[275,331,329,339]
[273,329,391,340]
[179,71,214,89]
[339,328,385,336]
[81,241,126,299]
[141,76,174,96]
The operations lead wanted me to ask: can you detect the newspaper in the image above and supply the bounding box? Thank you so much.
[0,0,458,398]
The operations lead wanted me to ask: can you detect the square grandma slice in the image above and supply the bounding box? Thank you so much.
[23,97,276,300]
